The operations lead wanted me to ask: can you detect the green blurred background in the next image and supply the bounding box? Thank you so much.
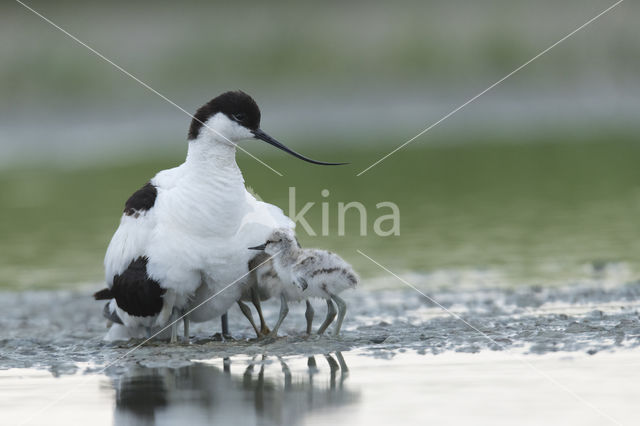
[1,0,638,290]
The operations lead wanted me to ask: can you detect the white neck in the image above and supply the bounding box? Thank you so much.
[186,136,239,173]
[184,112,253,174]
[169,136,248,237]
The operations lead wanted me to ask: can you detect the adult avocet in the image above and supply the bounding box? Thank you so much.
[94,91,344,342]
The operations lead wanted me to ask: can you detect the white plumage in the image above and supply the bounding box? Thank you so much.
[98,92,298,341]
[103,150,294,340]
[97,91,342,342]
[184,189,294,326]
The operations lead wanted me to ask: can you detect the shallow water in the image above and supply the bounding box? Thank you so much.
[2,139,640,424]
[1,139,640,290]
[3,350,640,426]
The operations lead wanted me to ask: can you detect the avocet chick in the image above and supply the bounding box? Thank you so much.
[241,243,310,338]
[236,252,276,338]
[249,229,359,336]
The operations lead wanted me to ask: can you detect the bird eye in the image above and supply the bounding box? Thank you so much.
[232,113,246,122]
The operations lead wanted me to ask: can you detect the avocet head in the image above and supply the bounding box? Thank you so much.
[248,228,297,256]
[188,91,346,165]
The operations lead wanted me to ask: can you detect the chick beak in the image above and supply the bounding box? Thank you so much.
[248,243,267,251]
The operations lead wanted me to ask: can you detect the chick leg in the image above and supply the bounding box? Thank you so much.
[330,294,347,336]
[269,294,289,337]
[251,286,271,335]
[238,300,261,337]
[169,309,179,344]
[305,300,315,335]
[317,299,337,335]
[182,314,190,344]
[156,289,176,327]
[221,313,229,337]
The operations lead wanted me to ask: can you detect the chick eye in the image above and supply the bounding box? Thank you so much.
[233,113,246,122]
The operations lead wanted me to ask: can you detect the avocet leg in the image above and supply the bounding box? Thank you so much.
[238,300,261,337]
[330,294,347,336]
[305,300,314,335]
[316,299,337,335]
[269,294,289,337]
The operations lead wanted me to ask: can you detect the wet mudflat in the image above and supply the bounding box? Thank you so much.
[2,277,640,425]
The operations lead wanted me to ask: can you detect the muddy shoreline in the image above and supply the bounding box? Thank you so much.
[2,280,639,374]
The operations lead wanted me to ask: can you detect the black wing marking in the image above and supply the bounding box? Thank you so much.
[109,256,166,317]
[124,182,157,217]
[94,288,113,300]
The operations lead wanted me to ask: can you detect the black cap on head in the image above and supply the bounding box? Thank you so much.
[187,91,348,166]
[188,91,261,140]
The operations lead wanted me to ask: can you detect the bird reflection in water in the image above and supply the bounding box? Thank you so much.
[107,352,358,425]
